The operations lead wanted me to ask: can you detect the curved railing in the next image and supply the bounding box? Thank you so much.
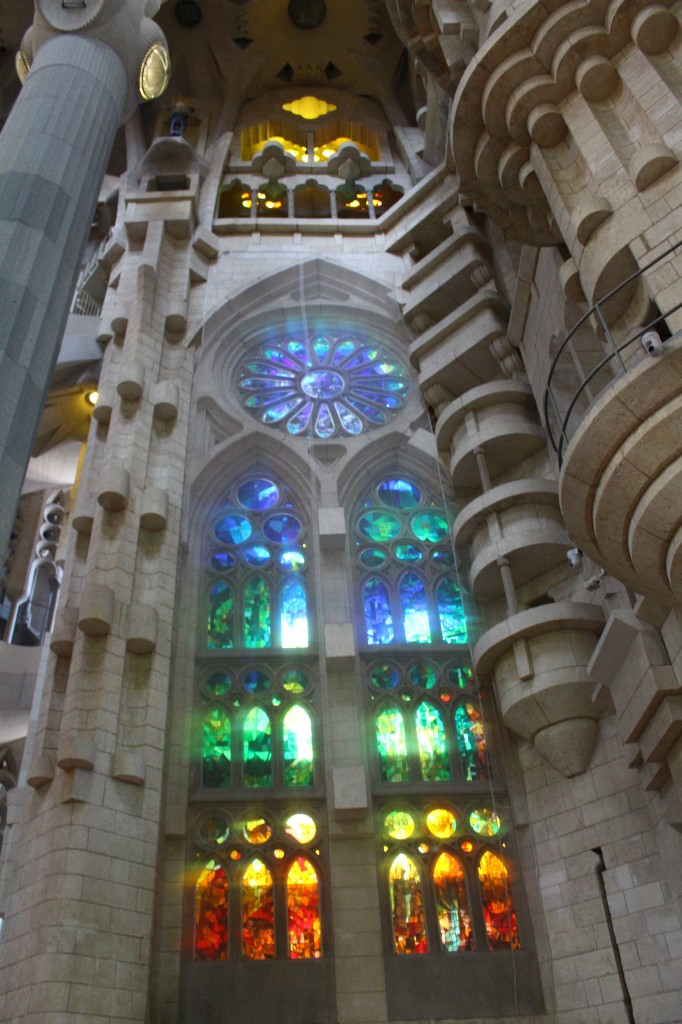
[544,238,682,465]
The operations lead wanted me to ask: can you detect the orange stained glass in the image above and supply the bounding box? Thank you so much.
[426,807,456,839]
[389,854,428,955]
[433,852,473,952]
[478,851,520,950]
[287,857,322,959]
[242,859,275,959]
[195,860,229,961]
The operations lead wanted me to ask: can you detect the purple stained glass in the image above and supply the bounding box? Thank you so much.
[244,670,271,694]
[263,514,301,544]
[364,576,394,645]
[237,333,408,438]
[378,479,421,509]
[237,478,280,511]
[211,551,236,571]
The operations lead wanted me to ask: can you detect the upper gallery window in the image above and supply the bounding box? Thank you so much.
[237,331,410,439]
[206,477,310,650]
[240,118,380,163]
[354,478,467,646]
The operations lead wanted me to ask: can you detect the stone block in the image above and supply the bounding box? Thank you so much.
[97,462,130,512]
[139,487,169,531]
[318,507,346,550]
[332,764,368,819]
[78,582,115,636]
[125,603,158,654]
[324,622,356,669]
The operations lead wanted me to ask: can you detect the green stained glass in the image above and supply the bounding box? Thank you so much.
[195,861,229,961]
[437,578,468,644]
[364,577,394,645]
[410,663,437,689]
[281,577,309,648]
[455,703,489,782]
[281,668,309,694]
[242,859,275,959]
[207,581,234,648]
[205,671,232,696]
[389,854,428,954]
[244,575,270,648]
[395,543,422,563]
[283,705,314,786]
[202,707,231,788]
[243,707,272,787]
[376,708,410,782]
[448,665,473,688]
[244,670,270,694]
[385,809,415,840]
[199,816,230,846]
[411,512,449,543]
[360,547,387,569]
[469,808,501,836]
[415,702,451,781]
[400,573,431,643]
[358,512,401,542]
[371,663,399,690]
[434,852,473,952]
[279,548,306,571]
[431,548,455,567]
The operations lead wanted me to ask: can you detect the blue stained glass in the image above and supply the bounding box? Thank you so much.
[215,514,252,545]
[401,573,431,643]
[431,548,455,567]
[245,392,297,409]
[211,551,236,571]
[264,514,301,543]
[262,398,303,423]
[281,668,309,693]
[288,401,314,434]
[395,544,422,563]
[448,665,473,688]
[344,348,379,370]
[315,403,335,438]
[355,377,406,391]
[345,397,387,423]
[281,578,309,648]
[241,377,295,390]
[313,337,330,361]
[263,347,300,370]
[454,702,488,781]
[437,578,468,644]
[279,548,306,571]
[243,545,271,566]
[378,479,421,509]
[332,339,356,363]
[301,370,345,399]
[364,576,394,644]
[360,547,387,568]
[245,361,296,378]
[238,478,280,511]
[244,670,271,693]
[411,513,449,543]
[334,402,363,434]
[410,663,437,689]
[287,339,307,358]
[370,663,399,689]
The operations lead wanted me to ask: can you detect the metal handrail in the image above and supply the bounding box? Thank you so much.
[544,237,682,464]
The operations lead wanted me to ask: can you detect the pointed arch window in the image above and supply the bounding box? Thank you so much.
[287,856,322,958]
[389,853,428,954]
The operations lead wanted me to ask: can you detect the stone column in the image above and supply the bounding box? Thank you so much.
[0,34,127,566]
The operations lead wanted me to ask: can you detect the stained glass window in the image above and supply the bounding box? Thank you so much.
[242,859,275,959]
[454,702,488,782]
[389,854,428,954]
[206,478,311,649]
[195,860,229,960]
[433,852,473,952]
[355,478,467,646]
[202,707,231,788]
[415,702,450,782]
[478,852,520,950]
[238,332,409,439]
[283,705,314,786]
[243,707,272,787]
[376,708,410,782]
[287,857,322,958]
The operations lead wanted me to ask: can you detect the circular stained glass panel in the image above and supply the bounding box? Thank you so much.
[243,670,270,694]
[469,808,501,836]
[198,815,230,846]
[238,332,409,439]
[211,551,236,571]
[371,664,399,690]
[243,818,272,844]
[395,543,422,563]
[359,547,387,568]
[411,512,449,543]
[263,513,301,544]
[243,545,271,566]
[426,808,456,839]
[448,666,473,688]
[205,671,232,696]
[281,669,309,693]
[377,479,421,509]
[385,809,415,840]
[237,478,280,511]
[358,512,401,542]
[431,547,455,567]
[410,664,437,689]
[286,813,317,843]
[215,513,252,545]
[279,548,306,571]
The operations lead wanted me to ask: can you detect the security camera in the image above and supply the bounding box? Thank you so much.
[642,330,663,356]
[567,547,583,569]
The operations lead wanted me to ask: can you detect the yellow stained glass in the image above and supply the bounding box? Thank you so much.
[426,808,456,839]
[287,857,322,958]
[242,859,275,959]
[283,96,337,120]
[478,851,520,950]
[389,854,428,954]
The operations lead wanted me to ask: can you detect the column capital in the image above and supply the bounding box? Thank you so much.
[18,0,169,120]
